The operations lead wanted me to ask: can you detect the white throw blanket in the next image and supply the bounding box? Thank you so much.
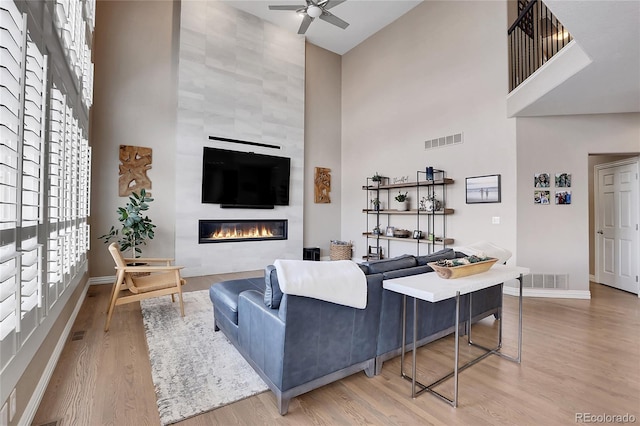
[273,259,367,309]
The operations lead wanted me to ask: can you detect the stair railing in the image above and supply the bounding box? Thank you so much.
[508,0,573,91]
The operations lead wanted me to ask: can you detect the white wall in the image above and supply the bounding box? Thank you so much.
[175,2,305,276]
[304,43,342,257]
[516,113,640,292]
[341,1,517,261]
[90,0,178,277]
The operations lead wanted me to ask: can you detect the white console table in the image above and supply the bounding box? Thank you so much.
[383,265,530,406]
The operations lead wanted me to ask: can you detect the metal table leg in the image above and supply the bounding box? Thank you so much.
[398,274,525,406]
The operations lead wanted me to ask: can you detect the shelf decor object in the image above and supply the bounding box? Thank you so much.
[428,257,498,279]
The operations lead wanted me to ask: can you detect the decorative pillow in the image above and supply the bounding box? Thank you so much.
[263,265,283,309]
[363,254,417,274]
[416,248,456,266]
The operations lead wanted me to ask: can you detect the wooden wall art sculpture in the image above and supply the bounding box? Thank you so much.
[119,145,152,196]
[314,167,331,203]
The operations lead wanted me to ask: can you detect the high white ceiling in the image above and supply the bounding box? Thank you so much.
[222,0,423,55]
[224,0,639,116]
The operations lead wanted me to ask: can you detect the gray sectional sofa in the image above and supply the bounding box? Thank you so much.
[209,248,503,415]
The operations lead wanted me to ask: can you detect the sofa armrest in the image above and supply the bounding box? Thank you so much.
[237,290,286,387]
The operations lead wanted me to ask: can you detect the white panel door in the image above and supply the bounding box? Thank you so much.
[596,159,639,295]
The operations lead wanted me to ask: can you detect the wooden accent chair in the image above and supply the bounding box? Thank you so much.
[105,243,186,331]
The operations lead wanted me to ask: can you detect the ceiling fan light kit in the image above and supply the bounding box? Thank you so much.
[268,0,349,35]
[307,5,322,18]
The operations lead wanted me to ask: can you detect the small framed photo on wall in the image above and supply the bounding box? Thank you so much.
[534,173,550,188]
[534,191,551,204]
[555,173,571,187]
[555,191,571,204]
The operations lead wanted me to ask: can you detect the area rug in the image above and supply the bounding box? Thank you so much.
[141,290,269,425]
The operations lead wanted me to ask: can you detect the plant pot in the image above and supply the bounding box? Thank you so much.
[398,200,409,211]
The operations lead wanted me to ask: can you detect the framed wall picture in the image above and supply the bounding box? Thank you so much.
[412,230,422,239]
[555,173,571,187]
[534,173,550,188]
[534,190,551,204]
[466,174,501,204]
[555,191,571,204]
[385,226,395,237]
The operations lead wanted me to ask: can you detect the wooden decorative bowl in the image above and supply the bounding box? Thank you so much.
[427,258,498,279]
[393,229,411,238]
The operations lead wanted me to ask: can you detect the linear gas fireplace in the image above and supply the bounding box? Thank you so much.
[199,219,288,244]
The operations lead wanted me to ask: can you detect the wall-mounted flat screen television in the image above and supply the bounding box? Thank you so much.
[202,147,291,208]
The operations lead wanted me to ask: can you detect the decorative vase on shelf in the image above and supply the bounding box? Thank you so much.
[399,200,409,211]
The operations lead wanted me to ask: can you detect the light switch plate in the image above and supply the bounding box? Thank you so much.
[492,216,500,224]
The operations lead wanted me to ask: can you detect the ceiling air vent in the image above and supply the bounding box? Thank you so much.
[424,132,463,150]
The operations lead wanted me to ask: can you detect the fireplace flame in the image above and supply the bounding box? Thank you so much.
[209,224,274,240]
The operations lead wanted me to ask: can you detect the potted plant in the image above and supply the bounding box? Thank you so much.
[98,189,156,261]
[371,198,381,211]
[395,191,409,211]
[371,172,383,183]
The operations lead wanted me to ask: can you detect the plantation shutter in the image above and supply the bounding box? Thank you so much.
[0,1,25,345]
[20,35,47,338]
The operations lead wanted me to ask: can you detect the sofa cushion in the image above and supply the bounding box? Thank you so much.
[264,265,283,309]
[209,278,264,325]
[416,248,456,266]
[363,254,417,274]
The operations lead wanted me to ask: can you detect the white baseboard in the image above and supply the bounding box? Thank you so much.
[22,279,90,426]
[503,286,591,299]
[89,275,115,285]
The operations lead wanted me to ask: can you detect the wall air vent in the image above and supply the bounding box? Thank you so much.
[424,132,463,150]
[522,273,568,289]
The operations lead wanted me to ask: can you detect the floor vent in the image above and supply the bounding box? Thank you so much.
[424,132,463,150]
[522,273,568,289]
[71,330,86,341]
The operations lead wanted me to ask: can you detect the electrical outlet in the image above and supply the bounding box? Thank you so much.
[492,216,501,225]
[1,402,8,426]
[9,389,15,422]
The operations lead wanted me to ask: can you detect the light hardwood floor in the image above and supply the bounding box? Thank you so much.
[33,275,639,426]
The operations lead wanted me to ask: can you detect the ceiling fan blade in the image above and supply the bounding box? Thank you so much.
[319,11,349,29]
[268,5,305,10]
[298,14,313,34]
[322,0,346,10]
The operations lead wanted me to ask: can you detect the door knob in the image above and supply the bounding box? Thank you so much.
[597,230,604,234]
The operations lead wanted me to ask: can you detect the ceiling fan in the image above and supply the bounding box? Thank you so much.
[268,0,349,35]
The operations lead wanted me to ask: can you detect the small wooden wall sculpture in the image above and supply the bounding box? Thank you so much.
[119,145,152,196]
[314,167,331,203]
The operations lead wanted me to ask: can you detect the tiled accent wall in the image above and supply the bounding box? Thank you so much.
[175,2,305,276]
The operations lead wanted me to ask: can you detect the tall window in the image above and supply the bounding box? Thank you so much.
[0,0,94,397]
